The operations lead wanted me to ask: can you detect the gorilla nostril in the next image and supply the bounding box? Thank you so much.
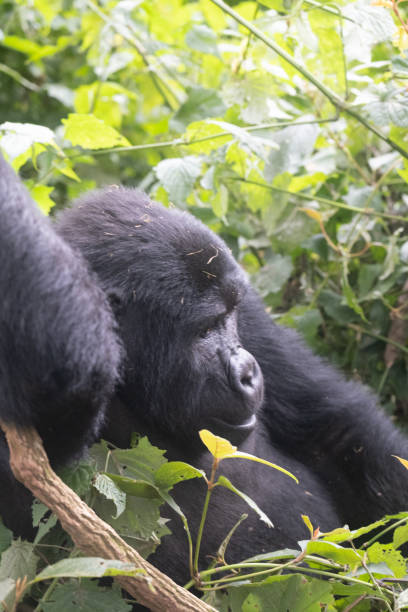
[240,364,254,387]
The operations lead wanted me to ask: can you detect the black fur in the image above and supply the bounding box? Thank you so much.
[0,156,122,536]
[55,187,408,586]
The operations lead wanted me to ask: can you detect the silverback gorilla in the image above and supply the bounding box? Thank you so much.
[2,156,408,587]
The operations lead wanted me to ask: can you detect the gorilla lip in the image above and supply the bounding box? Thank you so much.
[212,413,257,431]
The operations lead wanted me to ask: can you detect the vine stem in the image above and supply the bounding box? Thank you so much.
[193,459,219,577]
[231,177,408,223]
[85,116,339,157]
[209,0,408,160]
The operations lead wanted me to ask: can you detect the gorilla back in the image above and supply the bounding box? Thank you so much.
[0,156,122,536]
[57,188,408,586]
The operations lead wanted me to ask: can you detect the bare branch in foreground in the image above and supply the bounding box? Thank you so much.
[0,422,215,612]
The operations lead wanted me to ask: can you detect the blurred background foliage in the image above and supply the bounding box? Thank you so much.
[1,0,408,422]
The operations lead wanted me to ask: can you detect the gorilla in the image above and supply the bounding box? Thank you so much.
[0,155,122,536]
[1,157,408,588]
[56,187,408,585]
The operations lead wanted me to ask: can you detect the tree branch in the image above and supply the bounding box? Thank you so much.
[0,422,215,612]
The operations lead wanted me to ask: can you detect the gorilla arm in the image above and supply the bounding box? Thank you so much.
[0,154,122,535]
[238,289,408,528]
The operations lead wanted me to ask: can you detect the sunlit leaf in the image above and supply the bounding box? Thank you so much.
[393,455,408,470]
[199,429,237,459]
[300,207,322,222]
[30,185,55,215]
[302,514,314,538]
[199,430,298,482]
[154,461,205,488]
[63,114,130,150]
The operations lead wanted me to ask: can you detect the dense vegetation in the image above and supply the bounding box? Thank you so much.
[1,0,408,609]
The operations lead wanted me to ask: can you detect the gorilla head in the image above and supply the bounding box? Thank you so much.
[57,188,263,446]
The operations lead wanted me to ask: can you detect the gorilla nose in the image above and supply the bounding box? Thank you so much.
[230,348,263,399]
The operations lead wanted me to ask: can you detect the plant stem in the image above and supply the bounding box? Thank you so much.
[348,323,408,355]
[86,115,339,157]
[231,178,408,223]
[363,516,408,549]
[86,0,180,109]
[193,459,219,576]
[209,0,408,160]
[0,63,40,91]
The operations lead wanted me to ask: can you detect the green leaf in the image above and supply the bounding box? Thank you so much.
[361,84,408,127]
[185,25,220,57]
[91,439,169,556]
[0,523,12,555]
[253,255,293,297]
[0,578,15,605]
[318,289,359,324]
[184,120,230,154]
[30,184,55,215]
[95,493,169,558]
[307,11,344,93]
[109,437,168,483]
[63,114,130,149]
[396,587,408,610]
[74,82,137,127]
[93,474,126,518]
[33,557,144,583]
[217,475,273,528]
[155,156,202,205]
[171,87,226,132]
[305,541,362,566]
[342,262,367,321]
[223,74,291,124]
[393,523,408,549]
[222,574,334,612]
[33,0,62,24]
[154,461,205,489]
[225,451,298,482]
[212,183,228,218]
[0,121,55,159]
[32,501,58,545]
[212,119,278,160]
[367,542,406,578]
[0,541,38,582]
[265,123,319,180]
[59,460,96,497]
[106,474,161,499]
[41,582,132,612]
[2,35,42,57]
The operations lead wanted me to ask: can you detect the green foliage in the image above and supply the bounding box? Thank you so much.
[2,0,408,608]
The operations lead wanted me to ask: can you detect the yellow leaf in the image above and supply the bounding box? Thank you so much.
[302,514,314,537]
[199,429,237,459]
[300,207,322,222]
[225,451,299,482]
[393,27,408,54]
[199,430,299,482]
[371,0,393,7]
[393,455,408,470]
[322,527,351,538]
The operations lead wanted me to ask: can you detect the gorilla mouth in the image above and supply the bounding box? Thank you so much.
[211,413,257,432]
[234,413,257,429]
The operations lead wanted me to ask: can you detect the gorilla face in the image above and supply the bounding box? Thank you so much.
[57,188,264,446]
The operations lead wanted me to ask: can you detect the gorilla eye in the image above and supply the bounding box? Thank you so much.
[199,327,212,339]
[198,314,225,339]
